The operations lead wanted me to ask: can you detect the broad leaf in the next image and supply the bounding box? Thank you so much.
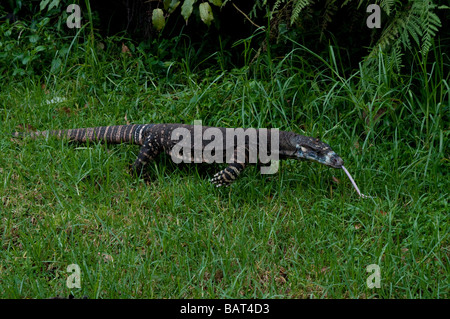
[164,0,181,13]
[208,0,222,6]
[199,2,214,26]
[48,0,61,11]
[40,0,51,11]
[181,0,196,21]
[40,0,61,11]
[152,8,165,31]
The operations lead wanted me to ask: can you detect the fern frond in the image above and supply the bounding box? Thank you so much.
[380,0,396,16]
[273,0,287,12]
[271,0,290,19]
[388,43,403,73]
[250,0,268,18]
[290,0,313,24]
[370,0,444,58]
[320,0,337,39]
[418,0,442,54]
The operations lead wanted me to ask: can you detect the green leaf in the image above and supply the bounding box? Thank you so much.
[48,0,61,11]
[181,0,196,21]
[33,46,46,53]
[51,58,62,73]
[199,2,214,26]
[22,55,31,65]
[208,0,222,6]
[40,0,60,11]
[29,34,40,43]
[13,68,26,76]
[40,0,51,11]
[163,0,170,10]
[152,9,166,31]
[164,0,181,13]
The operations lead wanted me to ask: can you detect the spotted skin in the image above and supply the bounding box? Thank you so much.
[132,137,162,174]
[12,124,152,145]
[13,123,344,186]
[210,145,249,187]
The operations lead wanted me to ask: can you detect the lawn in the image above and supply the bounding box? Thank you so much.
[0,18,448,298]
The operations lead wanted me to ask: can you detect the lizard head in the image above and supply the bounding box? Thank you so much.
[289,134,344,168]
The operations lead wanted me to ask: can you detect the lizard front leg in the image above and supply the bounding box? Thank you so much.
[210,162,246,187]
[210,145,248,187]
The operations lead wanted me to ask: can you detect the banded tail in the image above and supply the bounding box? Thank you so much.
[12,124,154,146]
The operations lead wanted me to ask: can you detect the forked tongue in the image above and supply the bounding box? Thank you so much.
[341,166,372,199]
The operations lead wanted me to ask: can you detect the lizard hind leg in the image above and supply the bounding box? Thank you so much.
[131,140,161,177]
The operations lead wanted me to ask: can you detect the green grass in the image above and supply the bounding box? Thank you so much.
[0,30,448,298]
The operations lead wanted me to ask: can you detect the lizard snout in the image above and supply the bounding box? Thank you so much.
[327,152,344,168]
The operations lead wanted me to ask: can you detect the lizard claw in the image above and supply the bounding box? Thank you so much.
[210,171,231,187]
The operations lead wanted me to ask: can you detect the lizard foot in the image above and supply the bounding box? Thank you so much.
[210,170,235,187]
